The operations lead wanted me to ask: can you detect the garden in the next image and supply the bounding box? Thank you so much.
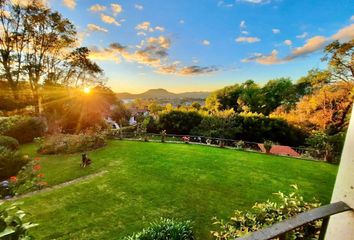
[1,138,337,239]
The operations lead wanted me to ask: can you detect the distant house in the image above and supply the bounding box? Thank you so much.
[258,144,300,157]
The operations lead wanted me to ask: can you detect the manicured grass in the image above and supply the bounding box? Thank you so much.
[18,140,337,239]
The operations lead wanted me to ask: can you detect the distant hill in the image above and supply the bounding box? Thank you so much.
[116,88,210,99]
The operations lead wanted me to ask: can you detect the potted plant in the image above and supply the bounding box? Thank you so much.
[161,130,166,143]
[182,136,190,144]
[263,140,273,154]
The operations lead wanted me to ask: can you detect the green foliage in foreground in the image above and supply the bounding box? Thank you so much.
[211,185,321,239]
[17,141,337,239]
[124,218,194,240]
[0,202,37,240]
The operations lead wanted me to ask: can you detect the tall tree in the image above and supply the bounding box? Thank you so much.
[322,39,354,82]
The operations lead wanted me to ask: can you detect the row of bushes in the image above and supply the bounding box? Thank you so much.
[143,110,307,146]
[37,134,106,154]
[0,116,46,144]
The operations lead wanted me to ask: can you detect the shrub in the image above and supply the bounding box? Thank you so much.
[191,114,307,146]
[3,117,46,144]
[0,116,22,134]
[38,134,106,154]
[158,110,203,135]
[0,202,38,239]
[263,140,273,153]
[0,135,19,150]
[211,185,321,240]
[0,147,28,181]
[0,157,46,199]
[124,218,195,240]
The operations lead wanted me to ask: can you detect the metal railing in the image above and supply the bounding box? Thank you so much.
[108,130,341,162]
[236,201,352,240]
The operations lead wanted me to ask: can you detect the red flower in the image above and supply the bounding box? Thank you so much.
[33,164,41,171]
[37,173,44,178]
[9,176,17,182]
[34,157,41,161]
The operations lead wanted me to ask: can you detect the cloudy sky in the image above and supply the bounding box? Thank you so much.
[48,0,353,93]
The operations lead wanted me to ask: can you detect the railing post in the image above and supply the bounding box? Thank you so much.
[325,110,354,239]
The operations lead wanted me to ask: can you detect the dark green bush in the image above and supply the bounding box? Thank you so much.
[0,147,28,181]
[0,135,19,150]
[2,117,46,144]
[158,110,203,135]
[38,134,106,154]
[191,114,307,146]
[124,218,195,240]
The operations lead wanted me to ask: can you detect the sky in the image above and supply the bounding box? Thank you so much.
[45,0,353,93]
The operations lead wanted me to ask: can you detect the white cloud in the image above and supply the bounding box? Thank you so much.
[350,16,354,21]
[137,32,146,36]
[235,36,260,43]
[238,0,271,3]
[101,14,121,26]
[331,23,354,42]
[272,28,280,34]
[242,50,284,64]
[89,4,106,12]
[243,24,354,65]
[87,24,108,33]
[284,40,292,46]
[241,31,249,35]
[218,1,234,7]
[155,26,165,32]
[202,40,210,46]
[240,20,246,29]
[179,19,185,24]
[296,32,308,39]
[111,3,123,15]
[63,0,76,9]
[134,4,143,10]
[136,21,151,31]
[290,36,327,58]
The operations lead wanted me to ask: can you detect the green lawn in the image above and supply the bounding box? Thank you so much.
[17,140,337,239]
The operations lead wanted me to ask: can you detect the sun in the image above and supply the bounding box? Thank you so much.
[83,87,91,94]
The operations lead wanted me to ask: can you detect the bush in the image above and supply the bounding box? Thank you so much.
[38,134,106,154]
[124,218,195,240]
[0,135,19,150]
[211,185,321,240]
[263,140,273,153]
[158,110,203,135]
[191,114,307,146]
[0,202,38,239]
[2,116,46,144]
[0,147,28,181]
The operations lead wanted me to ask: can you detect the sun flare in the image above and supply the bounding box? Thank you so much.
[83,87,91,94]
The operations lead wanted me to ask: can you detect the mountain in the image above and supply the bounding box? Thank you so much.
[116,88,210,99]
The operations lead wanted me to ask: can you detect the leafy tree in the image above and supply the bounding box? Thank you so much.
[260,78,295,114]
[322,39,354,82]
[111,100,131,127]
[191,102,201,110]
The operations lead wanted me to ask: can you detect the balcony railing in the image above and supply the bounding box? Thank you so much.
[235,201,352,240]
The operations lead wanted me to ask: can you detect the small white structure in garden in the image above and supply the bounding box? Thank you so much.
[105,117,120,129]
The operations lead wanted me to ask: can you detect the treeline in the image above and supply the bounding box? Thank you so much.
[142,110,306,146]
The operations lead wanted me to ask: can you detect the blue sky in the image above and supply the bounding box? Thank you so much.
[49,0,353,93]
